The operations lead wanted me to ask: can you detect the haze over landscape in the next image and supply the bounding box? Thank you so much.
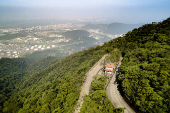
[0,0,170,113]
[0,0,170,23]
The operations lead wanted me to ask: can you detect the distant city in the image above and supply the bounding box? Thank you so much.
[0,23,122,59]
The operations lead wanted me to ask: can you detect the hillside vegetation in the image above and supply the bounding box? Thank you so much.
[108,18,170,112]
[0,46,106,113]
[0,17,170,113]
[0,56,60,112]
[80,74,123,113]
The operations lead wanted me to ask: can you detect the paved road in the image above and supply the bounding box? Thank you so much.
[74,55,107,113]
[106,58,135,113]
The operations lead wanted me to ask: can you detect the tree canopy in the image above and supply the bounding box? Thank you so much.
[1,17,170,113]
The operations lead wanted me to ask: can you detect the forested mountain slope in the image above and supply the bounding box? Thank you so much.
[0,56,60,112]
[0,17,170,113]
[108,17,170,112]
[0,46,107,113]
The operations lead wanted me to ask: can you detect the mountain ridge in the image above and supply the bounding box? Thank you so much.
[82,22,143,35]
[0,17,170,113]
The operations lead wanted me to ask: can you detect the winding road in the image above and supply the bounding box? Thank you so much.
[74,56,135,113]
[106,58,135,113]
[74,54,107,113]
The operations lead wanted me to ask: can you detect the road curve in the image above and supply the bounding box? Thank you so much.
[74,55,107,113]
[106,58,135,113]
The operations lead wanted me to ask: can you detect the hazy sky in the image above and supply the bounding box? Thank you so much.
[0,0,170,23]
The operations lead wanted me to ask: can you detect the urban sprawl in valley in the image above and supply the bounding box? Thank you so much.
[0,23,121,59]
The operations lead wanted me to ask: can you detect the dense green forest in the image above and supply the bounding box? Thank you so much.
[23,48,67,63]
[80,17,170,113]
[0,56,60,112]
[0,17,170,113]
[0,46,106,112]
[110,18,170,112]
[80,74,123,113]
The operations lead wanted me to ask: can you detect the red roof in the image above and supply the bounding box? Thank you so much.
[105,63,114,68]
[104,69,112,72]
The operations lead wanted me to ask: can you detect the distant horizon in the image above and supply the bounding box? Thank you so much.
[0,0,170,24]
[0,17,147,28]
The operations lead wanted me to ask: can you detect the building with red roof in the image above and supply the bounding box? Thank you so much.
[104,63,114,74]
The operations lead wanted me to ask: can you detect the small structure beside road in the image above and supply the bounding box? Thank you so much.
[104,63,114,74]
